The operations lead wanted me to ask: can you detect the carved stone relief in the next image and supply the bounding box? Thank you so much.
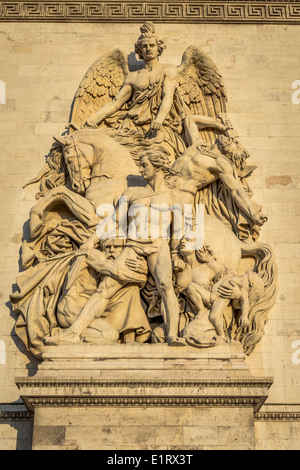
[1,1,300,24]
[10,22,278,359]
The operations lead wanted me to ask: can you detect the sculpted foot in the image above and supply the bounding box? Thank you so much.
[44,330,81,345]
[167,336,186,347]
[186,334,217,349]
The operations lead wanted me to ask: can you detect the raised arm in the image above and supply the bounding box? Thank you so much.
[150,66,178,132]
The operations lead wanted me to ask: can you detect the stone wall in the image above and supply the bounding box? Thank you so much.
[0,21,300,449]
[255,404,300,450]
[31,406,256,450]
[0,404,33,450]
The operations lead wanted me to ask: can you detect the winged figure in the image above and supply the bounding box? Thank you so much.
[11,22,275,359]
[67,22,261,240]
[68,21,229,162]
[69,48,130,131]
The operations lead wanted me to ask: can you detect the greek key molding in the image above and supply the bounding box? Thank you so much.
[16,377,274,389]
[0,1,300,24]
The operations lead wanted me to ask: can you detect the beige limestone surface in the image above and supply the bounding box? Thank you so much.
[16,343,272,450]
[0,22,300,449]
[255,404,300,450]
[30,406,256,450]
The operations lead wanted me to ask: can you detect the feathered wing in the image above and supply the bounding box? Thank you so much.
[177,46,227,145]
[68,49,129,131]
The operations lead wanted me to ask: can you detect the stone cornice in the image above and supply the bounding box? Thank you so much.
[16,377,273,412]
[2,407,300,422]
[16,377,274,389]
[0,411,34,422]
[255,411,300,421]
[24,396,261,407]
[0,1,300,24]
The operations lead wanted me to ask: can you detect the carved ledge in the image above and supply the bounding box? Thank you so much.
[29,343,253,378]
[0,1,300,24]
[17,376,273,413]
[255,411,300,421]
[16,345,273,414]
[0,411,34,422]
[15,377,274,389]
[4,406,300,423]
[23,396,262,408]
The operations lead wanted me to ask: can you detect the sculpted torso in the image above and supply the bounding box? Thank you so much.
[172,147,221,194]
[126,63,176,95]
[176,264,216,292]
[124,186,174,239]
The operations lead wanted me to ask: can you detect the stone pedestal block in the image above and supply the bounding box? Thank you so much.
[16,344,273,450]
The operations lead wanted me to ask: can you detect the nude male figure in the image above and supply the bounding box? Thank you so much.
[170,139,267,228]
[46,148,186,347]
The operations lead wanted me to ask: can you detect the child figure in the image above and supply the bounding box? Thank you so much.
[177,238,265,342]
[207,270,265,339]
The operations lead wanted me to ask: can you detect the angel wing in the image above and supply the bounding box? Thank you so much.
[177,46,228,145]
[68,49,129,132]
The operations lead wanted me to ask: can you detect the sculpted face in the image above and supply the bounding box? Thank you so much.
[104,243,122,260]
[179,237,195,258]
[63,144,91,195]
[139,155,157,181]
[140,37,159,61]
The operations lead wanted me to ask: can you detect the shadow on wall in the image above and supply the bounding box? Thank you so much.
[0,418,33,450]
[6,218,40,378]
[5,295,40,377]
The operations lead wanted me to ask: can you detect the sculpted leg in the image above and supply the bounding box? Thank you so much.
[46,276,123,344]
[147,242,185,346]
[81,320,119,344]
[185,282,211,318]
[209,297,230,338]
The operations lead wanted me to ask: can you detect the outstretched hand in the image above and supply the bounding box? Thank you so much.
[147,118,163,138]
[217,280,241,300]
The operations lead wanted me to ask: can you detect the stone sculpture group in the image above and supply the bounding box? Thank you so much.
[10,22,277,358]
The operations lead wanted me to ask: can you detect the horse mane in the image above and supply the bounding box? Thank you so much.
[24,141,68,199]
[24,127,172,199]
[103,127,168,164]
